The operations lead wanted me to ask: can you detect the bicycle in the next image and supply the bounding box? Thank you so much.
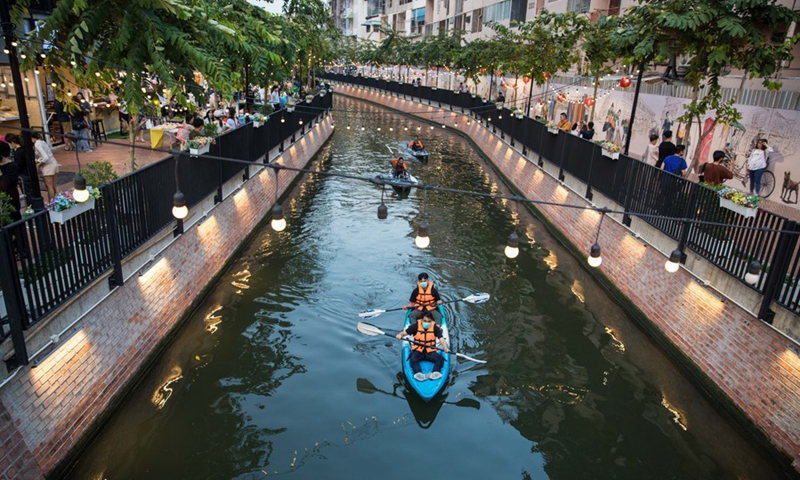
[721,127,775,198]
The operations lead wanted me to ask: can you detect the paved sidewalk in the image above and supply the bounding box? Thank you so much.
[52,132,169,190]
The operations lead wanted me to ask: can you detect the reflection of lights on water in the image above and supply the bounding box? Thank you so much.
[661,396,688,431]
[205,306,223,333]
[604,327,626,352]
[570,280,585,303]
[543,251,558,270]
[539,384,587,405]
[231,268,251,291]
[152,370,183,410]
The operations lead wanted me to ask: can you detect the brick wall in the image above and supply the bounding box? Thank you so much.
[337,84,800,471]
[0,119,333,478]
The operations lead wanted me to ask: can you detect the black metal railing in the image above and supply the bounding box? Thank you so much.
[0,93,332,360]
[324,72,800,322]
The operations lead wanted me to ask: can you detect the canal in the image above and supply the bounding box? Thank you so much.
[63,97,787,479]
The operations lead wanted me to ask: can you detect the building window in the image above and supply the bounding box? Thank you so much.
[484,0,511,23]
[567,0,590,13]
[471,8,483,33]
[411,7,426,35]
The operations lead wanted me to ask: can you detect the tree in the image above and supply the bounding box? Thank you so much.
[15,0,289,170]
[612,0,800,170]
[580,16,623,121]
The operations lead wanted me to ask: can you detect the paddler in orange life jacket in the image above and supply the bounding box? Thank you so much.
[408,136,424,152]
[402,272,443,323]
[396,310,448,381]
[391,156,407,178]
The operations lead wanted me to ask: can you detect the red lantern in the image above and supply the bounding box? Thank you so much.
[443,65,450,72]
[556,93,566,103]
[421,73,425,77]
[584,97,594,107]
[522,76,530,84]
[619,76,632,88]
[496,70,503,76]
[513,84,518,90]
[480,68,486,74]
[542,72,550,80]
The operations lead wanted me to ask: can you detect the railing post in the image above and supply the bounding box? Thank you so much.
[102,184,124,288]
[757,220,798,324]
[0,229,28,367]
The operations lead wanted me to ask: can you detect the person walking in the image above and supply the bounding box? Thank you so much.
[32,132,60,201]
[642,134,659,166]
[71,93,93,152]
[656,130,676,169]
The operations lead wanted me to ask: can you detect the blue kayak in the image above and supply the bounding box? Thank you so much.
[401,306,450,402]
[407,148,429,162]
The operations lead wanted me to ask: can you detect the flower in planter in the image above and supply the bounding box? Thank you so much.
[598,141,621,153]
[716,186,761,208]
[48,186,102,212]
[305,94,315,103]
[187,136,214,150]
[545,121,558,129]
[252,112,265,123]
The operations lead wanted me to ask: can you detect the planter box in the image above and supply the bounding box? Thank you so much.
[286,106,296,112]
[471,94,477,98]
[516,114,524,120]
[601,149,620,160]
[189,144,211,157]
[454,90,460,94]
[719,197,758,218]
[496,103,504,110]
[253,121,263,128]
[48,197,95,224]
[305,99,313,104]
[547,127,559,135]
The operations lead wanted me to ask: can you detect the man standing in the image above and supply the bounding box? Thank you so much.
[557,112,570,132]
[657,130,677,169]
[703,151,734,185]
[662,144,688,177]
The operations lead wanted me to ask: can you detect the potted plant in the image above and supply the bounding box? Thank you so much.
[305,94,314,104]
[545,121,559,135]
[286,97,296,112]
[81,161,118,187]
[496,102,504,110]
[187,136,213,156]
[511,107,524,119]
[598,141,621,160]
[48,187,102,224]
[202,122,220,137]
[252,112,266,128]
[714,186,761,217]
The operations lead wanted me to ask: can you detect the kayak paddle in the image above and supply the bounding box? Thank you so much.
[358,292,490,319]
[357,321,487,364]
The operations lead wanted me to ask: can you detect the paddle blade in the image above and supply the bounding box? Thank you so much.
[463,292,491,304]
[358,309,386,319]
[455,352,487,364]
[356,378,378,394]
[453,398,481,410]
[357,322,386,337]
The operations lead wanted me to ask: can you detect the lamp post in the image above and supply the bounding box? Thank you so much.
[1,5,44,210]
[623,64,645,156]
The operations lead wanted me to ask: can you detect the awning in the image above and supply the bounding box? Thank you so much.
[361,19,382,26]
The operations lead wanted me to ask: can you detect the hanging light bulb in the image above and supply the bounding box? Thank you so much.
[172,191,188,219]
[587,244,602,267]
[346,124,350,129]
[505,232,520,259]
[744,260,762,285]
[270,205,286,231]
[377,201,388,219]
[415,221,430,249]
[664,249,682,273]
[72,173,90,203]
[361,126,365,131]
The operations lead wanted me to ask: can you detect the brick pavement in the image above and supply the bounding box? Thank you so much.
[0,120,333,477]
[338,83,800,472]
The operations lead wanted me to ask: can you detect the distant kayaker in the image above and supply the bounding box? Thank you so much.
[396,310,449,381]
[409,136,424,152]
[391,156,407,178]
[403,272,443,323]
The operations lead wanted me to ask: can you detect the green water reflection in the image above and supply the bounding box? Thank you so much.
[62,97,789,479]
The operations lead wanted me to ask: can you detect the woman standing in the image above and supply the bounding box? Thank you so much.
[747,138,771,196]
[71,93,93,152]
[32,132,60,200]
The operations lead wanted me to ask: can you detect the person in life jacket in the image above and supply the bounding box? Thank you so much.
[408,136,424,151]
[390,156,407,178]
[403,272,443,323]
[396,310,448,381]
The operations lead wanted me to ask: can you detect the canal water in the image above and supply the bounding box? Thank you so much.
[63,97,788,479]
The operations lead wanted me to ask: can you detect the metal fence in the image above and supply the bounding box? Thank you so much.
[325,73,800,323]
[0,93,332,364]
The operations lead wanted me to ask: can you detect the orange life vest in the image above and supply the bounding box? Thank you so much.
[409,140,423,149]
[414,281,436,311]
[412,319,437,353]
[391,158,406,171]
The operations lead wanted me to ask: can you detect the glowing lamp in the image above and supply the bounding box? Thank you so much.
[744,261,761,285]
[588,244,602,267]
[271,205,287,231]
[415,221,430,249]
[172,191,188,219]
[665,249,682,273]
[505,232,520,259]
[72,174,90,203]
